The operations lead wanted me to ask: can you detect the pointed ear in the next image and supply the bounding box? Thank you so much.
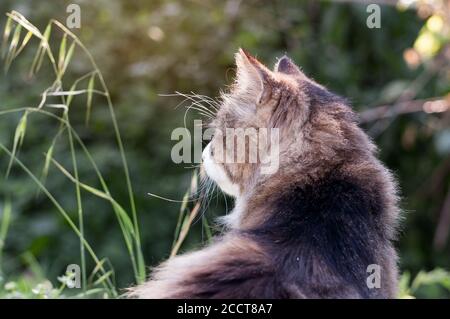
[274,55,303,77]
[235,48,275,105]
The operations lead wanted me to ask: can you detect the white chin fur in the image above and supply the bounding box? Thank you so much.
[202,143,240,198]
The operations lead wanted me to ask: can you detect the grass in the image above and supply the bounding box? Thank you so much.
[0,11,210,299]
[0,11,146,297]
[1,11,449,299]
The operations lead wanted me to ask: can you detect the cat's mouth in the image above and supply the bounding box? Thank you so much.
[202,143,240,197]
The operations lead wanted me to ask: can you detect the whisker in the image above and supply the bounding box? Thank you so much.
[176,91,217,116]
[191,93,220,112]
[186,103,216,118]
[188,107,214,119]
[188,92,220,112]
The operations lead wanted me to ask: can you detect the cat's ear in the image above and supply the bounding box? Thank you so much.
[274,55,303,77]
[235,48,275,105]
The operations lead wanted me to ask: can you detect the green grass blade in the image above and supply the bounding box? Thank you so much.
[1,107,142,283]
[34,23,52,75]
[64,111,86,293]
[61,41,75,76]
[0,140,118,297]
[36,126,65,198]
[171,191,189,249]
[29,45,43,77]
[6,111,28,178]
[66,83,77,108]
[58,33,66,72]
[0,201,12,246]
[0,199,12,275]
[93,271,113,286]
[14,30,32,58]
[4,23,22,72]
[42,142,55,181]
[51,19,146,281]
[202,215,213,243]
[51,155,139,279]
[170,201,201,257]
[50,157,136,237]
[86,74,95,125]
[1,17,13,58]
[28,23,51,77]
[2,11,148,287]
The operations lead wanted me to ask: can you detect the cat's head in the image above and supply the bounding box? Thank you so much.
[202,49,374,198]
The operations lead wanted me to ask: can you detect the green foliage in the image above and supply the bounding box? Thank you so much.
[0,10,144,296]
[0,0,449,299]
[399,268,450,298]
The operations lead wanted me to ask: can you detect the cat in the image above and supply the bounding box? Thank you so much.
[127,49,401,299]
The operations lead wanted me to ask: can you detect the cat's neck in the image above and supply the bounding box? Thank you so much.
[218,192,248,229]
[223,157,346,230]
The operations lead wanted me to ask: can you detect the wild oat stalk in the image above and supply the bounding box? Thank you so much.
[0,10,145,296]
[1,11,219,296]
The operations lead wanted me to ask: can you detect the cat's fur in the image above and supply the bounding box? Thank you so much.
[128,49,400,299]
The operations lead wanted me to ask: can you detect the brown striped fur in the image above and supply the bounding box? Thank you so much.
[127,50,401,299]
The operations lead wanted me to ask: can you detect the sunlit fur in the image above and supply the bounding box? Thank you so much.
[128,49,401,299]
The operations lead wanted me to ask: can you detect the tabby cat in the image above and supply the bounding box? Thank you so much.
[128,49,400,299]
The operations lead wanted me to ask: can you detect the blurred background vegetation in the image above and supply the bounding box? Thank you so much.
[0,0,450,298]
